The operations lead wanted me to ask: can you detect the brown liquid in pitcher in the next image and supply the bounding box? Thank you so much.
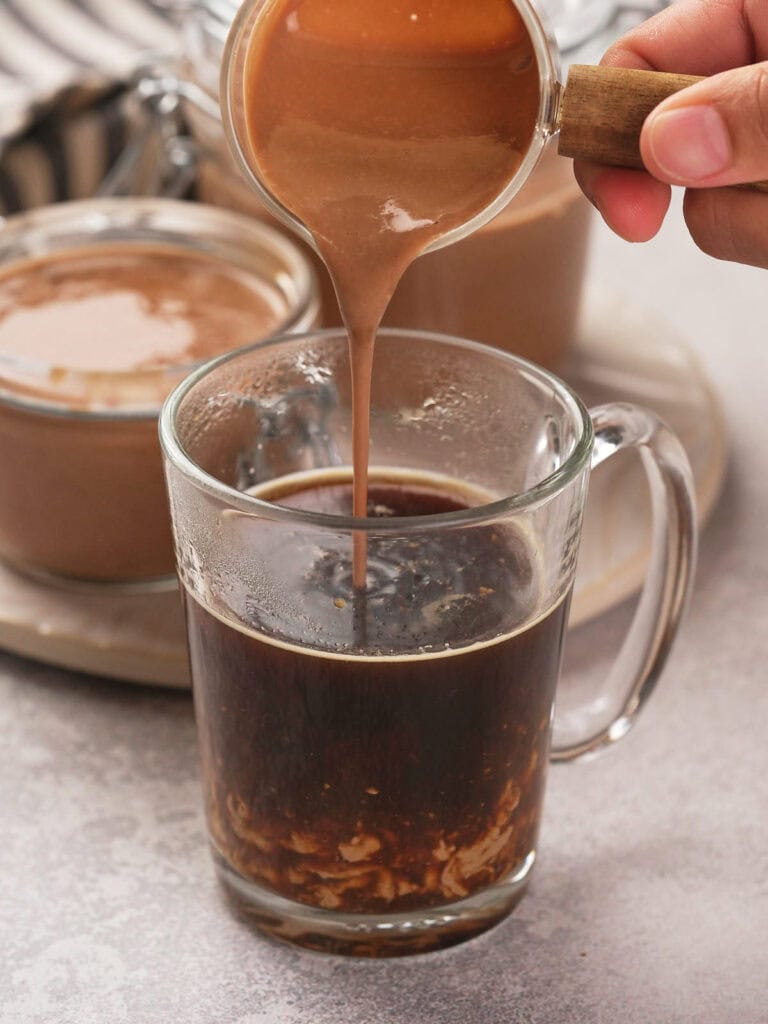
[240,0,539,582]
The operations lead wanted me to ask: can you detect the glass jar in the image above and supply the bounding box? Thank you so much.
[176,0,593,369]
[0,197,319,587]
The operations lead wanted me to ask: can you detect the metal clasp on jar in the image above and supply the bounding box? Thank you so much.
[98,61,218,200]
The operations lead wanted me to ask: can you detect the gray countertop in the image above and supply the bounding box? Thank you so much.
[2,200,767,1024]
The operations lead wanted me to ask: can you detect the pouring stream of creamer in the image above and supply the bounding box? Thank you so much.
[221,0,766,586]
[226,0,542,585]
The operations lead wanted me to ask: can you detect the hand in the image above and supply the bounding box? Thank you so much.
[573,0,768,267]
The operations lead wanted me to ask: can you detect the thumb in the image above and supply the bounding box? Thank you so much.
[640,62,768,187]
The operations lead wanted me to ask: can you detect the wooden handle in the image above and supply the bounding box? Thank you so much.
[557,64,768,192]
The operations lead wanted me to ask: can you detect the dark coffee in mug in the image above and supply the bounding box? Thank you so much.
[183,470,571,917]
[162,325,696,955]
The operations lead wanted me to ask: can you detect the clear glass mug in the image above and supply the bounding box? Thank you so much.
[160,328,696,957]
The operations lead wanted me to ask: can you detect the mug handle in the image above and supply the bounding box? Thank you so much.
[551,402,698,762]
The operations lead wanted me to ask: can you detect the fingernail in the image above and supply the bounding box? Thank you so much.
[645,105,732,182]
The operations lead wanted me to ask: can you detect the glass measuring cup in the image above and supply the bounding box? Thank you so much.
[219,0,767,258]
[220,0,560,258]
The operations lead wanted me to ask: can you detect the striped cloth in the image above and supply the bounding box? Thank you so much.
[0,0,181,214]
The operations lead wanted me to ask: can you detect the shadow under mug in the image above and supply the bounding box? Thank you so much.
[160,329,696,956]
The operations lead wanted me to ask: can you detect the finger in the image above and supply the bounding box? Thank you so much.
[683,187,768,268]
[640,63,768,187]
[601,0,768,75]
[574,161,671,242]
